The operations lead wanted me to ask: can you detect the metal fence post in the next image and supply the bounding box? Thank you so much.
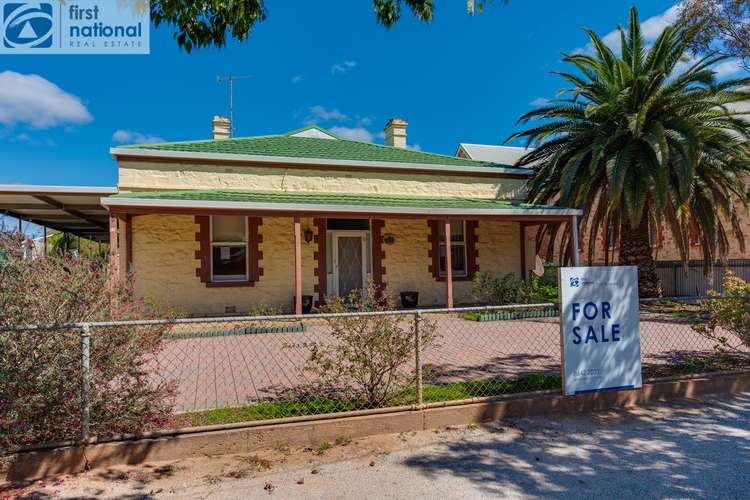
[414,312,423,406]
[80,324,91,442]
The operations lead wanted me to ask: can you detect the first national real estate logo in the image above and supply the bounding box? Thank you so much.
[0,0,149,54]
[2,2,54,49]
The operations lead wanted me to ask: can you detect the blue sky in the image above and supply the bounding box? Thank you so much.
[0,0,741,192]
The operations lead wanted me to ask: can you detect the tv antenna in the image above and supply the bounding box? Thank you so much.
[216,75,253,137]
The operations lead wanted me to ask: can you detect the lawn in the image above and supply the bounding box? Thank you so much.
[174,374,562,427]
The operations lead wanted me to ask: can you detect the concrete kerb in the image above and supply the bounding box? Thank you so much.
[4,370,750,483]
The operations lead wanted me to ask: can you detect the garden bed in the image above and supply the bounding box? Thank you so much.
[462,309,558,322]
[166,323,306,339]
[642,354,750,379]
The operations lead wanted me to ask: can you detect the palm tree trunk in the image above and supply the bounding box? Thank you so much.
[618,214,662,297]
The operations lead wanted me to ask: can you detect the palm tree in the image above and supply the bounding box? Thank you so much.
[508,7,750,296]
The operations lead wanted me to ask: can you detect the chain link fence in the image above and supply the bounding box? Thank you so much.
[2,297,748,452]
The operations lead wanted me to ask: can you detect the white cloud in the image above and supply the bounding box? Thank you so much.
[307,105,348,122]
[303,105,384,144]
[291,75,303,84]
[713,59,743,78]
[574,4,682,55]
[408,143,422,151]
[0,71,92,129]
[330,126,376,142]
[112,129,164,144]
[330,60,356,76]
[529,97,550,106]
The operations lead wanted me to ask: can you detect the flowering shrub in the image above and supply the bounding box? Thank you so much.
[692,272,750,357]
[0,232,175,450]
[294,284,438,407]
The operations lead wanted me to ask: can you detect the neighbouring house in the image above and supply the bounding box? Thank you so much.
[99,118,581,316]
[459,142,750,295]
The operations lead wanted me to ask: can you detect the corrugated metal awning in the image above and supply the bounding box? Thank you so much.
[0,184,117,242]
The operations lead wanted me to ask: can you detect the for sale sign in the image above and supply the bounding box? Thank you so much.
[558,266,642,396]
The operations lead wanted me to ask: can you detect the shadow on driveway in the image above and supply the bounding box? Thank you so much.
[404,393,750,498]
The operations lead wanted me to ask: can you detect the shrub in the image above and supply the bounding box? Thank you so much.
[293,283,438,407]
[692,272,750,357]
[0,232,175,450]
[472,271,558,305]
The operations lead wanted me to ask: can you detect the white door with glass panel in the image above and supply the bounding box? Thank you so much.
[332,231,369,297]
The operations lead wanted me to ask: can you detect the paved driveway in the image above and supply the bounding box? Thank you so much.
[152,313,735,412]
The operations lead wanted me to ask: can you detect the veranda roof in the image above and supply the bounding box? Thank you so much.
[0,184,117,241]
[102,190,582,218]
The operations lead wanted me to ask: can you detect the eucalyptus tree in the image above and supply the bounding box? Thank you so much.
[508,7,750,296]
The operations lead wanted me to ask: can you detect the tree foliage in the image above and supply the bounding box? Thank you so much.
[679,0,750,72]
[150,0,500,52]
[508,7,750,296]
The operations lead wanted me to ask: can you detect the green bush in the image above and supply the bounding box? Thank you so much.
[0,232,175,450]
[692,272,750,357]
[471,271,558,305]
[289,283,439,407]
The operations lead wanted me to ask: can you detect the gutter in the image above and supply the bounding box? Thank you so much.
[110,147,534,177]
[100,196,583,216]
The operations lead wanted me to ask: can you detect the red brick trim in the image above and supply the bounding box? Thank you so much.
[248,217,263,282]
[313,218,327,307]
[428,220,439,279]
[195,215,262,287]
[466,220,479,278]
[371,219,386,288]
[195,216,210,283]
[428,220,478,282]
[124,214,133,274]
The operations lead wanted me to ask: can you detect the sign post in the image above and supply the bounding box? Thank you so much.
[558,266,642,396]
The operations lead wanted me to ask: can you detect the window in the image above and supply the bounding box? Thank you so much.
[438,219,467,277]
[211,215,248,282]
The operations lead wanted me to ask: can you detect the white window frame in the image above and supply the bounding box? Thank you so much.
[210,215,249,283]
[439,220,468,278]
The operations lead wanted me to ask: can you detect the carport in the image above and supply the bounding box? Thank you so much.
[0,184,117,245]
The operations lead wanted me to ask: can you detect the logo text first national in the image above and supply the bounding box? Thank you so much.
[2,3,53,49]
[0,0,150,54]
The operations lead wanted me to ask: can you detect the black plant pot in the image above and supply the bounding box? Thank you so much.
[400,291,419,309]
[293,295,314,314]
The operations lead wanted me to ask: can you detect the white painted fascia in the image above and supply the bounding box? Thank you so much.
[0,184,117,194]
[100,196,583,216]
[109,147,534,177]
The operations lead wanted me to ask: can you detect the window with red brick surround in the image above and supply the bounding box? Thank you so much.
[195,215,263,287]
[427,220,478,281]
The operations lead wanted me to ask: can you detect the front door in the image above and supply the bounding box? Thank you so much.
[333,233,366,298]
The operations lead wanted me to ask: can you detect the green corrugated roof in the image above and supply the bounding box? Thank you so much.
[117,126,524,171]
[111,189,572,211]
